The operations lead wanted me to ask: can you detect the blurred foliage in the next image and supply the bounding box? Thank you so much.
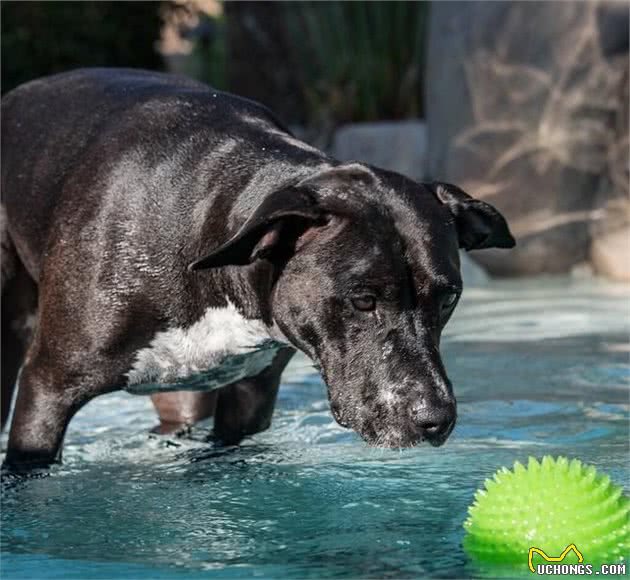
[1,0,429,129]
[285,2,428,125]
[1,1,164,94]
[183,10,227,90]
[190,2,428,128]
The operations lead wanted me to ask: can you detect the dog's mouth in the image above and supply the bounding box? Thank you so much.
[360,427,451,449]
[331,406,454,449]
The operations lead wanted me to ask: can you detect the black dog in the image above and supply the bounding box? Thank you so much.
[1,69,514,468]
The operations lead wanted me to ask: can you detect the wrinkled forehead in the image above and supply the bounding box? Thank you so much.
[312,165,462,288]
[329,200,461,292]
[335,185,460,289]
[329,206,402,277]
[392,192,462,289]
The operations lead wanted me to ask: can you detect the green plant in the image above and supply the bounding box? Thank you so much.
[1,1,164,94]
[284,1,428,126]
[187,11,227,90]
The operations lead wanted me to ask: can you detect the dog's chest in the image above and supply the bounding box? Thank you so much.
[124,303,287,395]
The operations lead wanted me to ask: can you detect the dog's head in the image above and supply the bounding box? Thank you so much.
[190,164,514,447]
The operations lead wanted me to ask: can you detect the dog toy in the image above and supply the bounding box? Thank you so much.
[463,456,629,569]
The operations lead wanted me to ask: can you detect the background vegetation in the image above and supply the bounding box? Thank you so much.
[1,1,164,94]
[1,1,429,130]
[285,2,428,125]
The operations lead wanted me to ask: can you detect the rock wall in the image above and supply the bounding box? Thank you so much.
[426,1,629,279]
[332,121,428,182]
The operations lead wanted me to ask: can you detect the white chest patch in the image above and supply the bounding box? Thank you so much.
[125,302,290,395]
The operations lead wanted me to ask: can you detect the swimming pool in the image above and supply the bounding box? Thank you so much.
[2,277,628,578]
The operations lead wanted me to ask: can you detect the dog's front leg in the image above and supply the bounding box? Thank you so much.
[3,358,112,470]
[213,347,295,445]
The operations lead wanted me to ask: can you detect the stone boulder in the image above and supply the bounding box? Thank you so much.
[425,1,629,278]
[591,226,630,281]
[332,121,428,182]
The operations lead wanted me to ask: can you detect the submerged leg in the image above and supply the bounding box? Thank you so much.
[150,391,218,435]
[213,347,294,445]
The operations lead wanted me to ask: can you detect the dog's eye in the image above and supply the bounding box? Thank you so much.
[442,292,459,310]
[351,295,376,312]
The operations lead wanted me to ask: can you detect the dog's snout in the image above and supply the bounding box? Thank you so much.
[409,398,456,446]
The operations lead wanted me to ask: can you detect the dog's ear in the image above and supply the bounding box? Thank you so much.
[429,182,515,251]
[188,187,323,270]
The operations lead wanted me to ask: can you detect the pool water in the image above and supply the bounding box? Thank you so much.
[2,278,629,579]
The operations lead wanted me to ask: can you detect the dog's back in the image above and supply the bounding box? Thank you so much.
[2,69,320,276]
[2,69,245,276]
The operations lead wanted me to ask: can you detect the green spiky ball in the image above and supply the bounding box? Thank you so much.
[464,456,629,569]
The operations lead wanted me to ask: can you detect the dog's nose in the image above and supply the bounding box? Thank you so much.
[409,398,456,446]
